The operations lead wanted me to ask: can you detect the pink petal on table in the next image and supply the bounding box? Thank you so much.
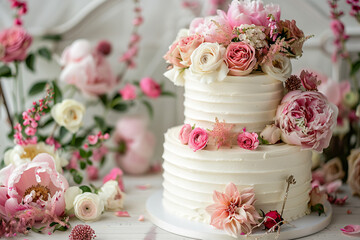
[341,225,360,234]
[138,215,144,221]
[326,180,342,194]
[115,211,130,217]
[136,184,151,190]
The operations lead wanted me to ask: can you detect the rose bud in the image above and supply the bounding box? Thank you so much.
[264,210,283,230]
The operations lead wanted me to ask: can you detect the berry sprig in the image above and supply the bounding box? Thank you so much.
[8,0,28,26]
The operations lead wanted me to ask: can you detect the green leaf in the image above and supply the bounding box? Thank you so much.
[25,53,36,72]
[99,94,108,106]
[79,149,87,158]
[80,185,92,193]
[258,136,270,145]
[52,80,62,104]
[49,222,57,227]
[100,156,106,167]
[31,226,45,233]
[142,100,153,118]
[311,203,325,216]
[161,91,176,97]
[86,151,93,158]
[86,159,93,165]
[73,136,86,148]
[28,81,48,96]
[70,169,83,184]
[37,47,52,61]
[350,60,360,76]
[112,102,128,112]
[59,126,68,140]
[42,34,62,42]
[79,161,86,170]
[53,224,68,232]
[94,116,106,132]
[0,65,12,77]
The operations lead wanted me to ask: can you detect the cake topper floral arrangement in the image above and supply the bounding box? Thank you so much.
[163,0,310,86]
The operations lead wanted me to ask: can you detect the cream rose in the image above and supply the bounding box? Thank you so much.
[4,142,68,172]
[74,192,104,222]
[260,124,282,144]
[163,67,186,86]
[65,186,82,212]
[189,42,228,84]
[98,180,126,211]
[261,54,292,82]
[51,99,85,133]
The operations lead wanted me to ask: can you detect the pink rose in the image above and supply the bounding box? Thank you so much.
[260,124,281,144]
[119,83,137,100]
[227,0,280,28]
[103,167,125,192]
[140,77,161,98]
[237,129,259,150]
[0,26,32,63]
[188,127,208,152]
[225,42,256,76]
[189,10,233,45]
[179,124,192,144]
[87,165,99,180]
[299,70,320,91]
[347,149,360,196]
[164,34,205,68]
[275,90,338,152]
[113,116,156,175]
[60,40,118,96]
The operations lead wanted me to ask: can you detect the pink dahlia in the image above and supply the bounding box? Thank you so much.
[206,183,261,237]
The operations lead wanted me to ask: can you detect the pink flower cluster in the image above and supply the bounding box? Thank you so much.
[14,89,54,145]
[8,0,27,26]
[87,131,110,145]
[119,77,162,100]
[60,39,118,96]
[0,26,32,63]
[179,125,208,152]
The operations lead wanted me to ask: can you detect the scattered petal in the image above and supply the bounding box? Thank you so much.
[138,215,145,221]
[341,225,360,235]
[347,209,352,215]
[115,211,130,217]
[136,184,151,190]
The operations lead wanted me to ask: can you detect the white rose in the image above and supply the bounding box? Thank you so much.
[98,180,126,211]
[0,43,5,59]
[261,54,292,82]
[74,192,104,222]
[163,67,186,86]
[189,42,228,84]
[4,142,68,172]
[65,186,82,211]
[260,124,282,144]
[51,99,85,133]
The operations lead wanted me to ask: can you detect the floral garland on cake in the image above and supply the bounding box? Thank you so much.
[163,0,311,86]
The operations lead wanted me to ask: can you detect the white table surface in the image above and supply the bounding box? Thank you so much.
[13,174,360,240]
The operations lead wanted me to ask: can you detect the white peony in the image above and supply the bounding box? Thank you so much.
[98,180,126,211]
[261,54,292,82]
[74,192,104,222]
[163,67,186,86]
[189,42,228,84]
[4,142,68,172]
[65,186,82,212]
[51,99,85,133]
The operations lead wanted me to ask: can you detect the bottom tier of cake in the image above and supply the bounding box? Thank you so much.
[162,126,312,223]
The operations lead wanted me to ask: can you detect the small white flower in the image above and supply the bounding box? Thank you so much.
[65,186,82,211]
[74,192,104,222]
[163,67,186,86]
[51,99,85,133]
[4,142,68,173]
[189,42,228,84]
[261,54,292,82]
[237,24,267,49]
[98,180,126,211]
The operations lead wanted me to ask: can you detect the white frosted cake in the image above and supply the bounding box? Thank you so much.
[161,0,337,237]
[162,73,312,223]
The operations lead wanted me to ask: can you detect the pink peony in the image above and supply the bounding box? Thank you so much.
[275,90,338,152]
[164,34,204,68]
[206,183,261,237]
[179,124,192,145]
[341,225,360,235]
[60,40,118,96]
[0,26,32,63]
[189,10,233,45]
[113,116,155,175]
[87,166,99,180]
[188,127,208,152]
[103,168,125,192]
[140,77,161,98]
[299,70,320,91]
[318,78,351,107]
[0,153,69,220]
[119,83,137,100]
[227,0,280,28]
[237,129,259,150]
[225,42,256,76]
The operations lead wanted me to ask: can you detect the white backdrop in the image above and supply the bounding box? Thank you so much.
[0,0,359,164]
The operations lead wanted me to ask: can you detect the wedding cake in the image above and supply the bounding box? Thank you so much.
[162,0,337,237]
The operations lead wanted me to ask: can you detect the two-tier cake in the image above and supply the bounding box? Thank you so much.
[161,0,338,238]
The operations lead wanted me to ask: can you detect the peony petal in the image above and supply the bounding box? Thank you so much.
[326,180,342,194]
[341,225,360,234]
[115,211,130,217]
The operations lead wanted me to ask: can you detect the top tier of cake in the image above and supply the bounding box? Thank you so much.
[183,71,284,133]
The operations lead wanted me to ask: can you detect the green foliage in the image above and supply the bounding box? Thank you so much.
[350,59,360,76]
[28,81,48,96]
[31,226,45,233]
[258,136,270,145]
[0,65,12,77]
[70,169,83,184]
[311,203,325,216]
[142,100,153,118]
[25,53,36,72]
[80,185,92,193]
[161,91,176,97]
[94,116,106,132]
[42,34,62,42]
[38,47,52,61]
[51,80,62,104]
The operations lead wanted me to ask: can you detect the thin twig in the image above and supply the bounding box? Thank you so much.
[0,80,14,129]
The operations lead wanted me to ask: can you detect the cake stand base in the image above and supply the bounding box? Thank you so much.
[146,190,332,240]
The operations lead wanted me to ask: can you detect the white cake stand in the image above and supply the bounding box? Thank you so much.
[146,190,332,240]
